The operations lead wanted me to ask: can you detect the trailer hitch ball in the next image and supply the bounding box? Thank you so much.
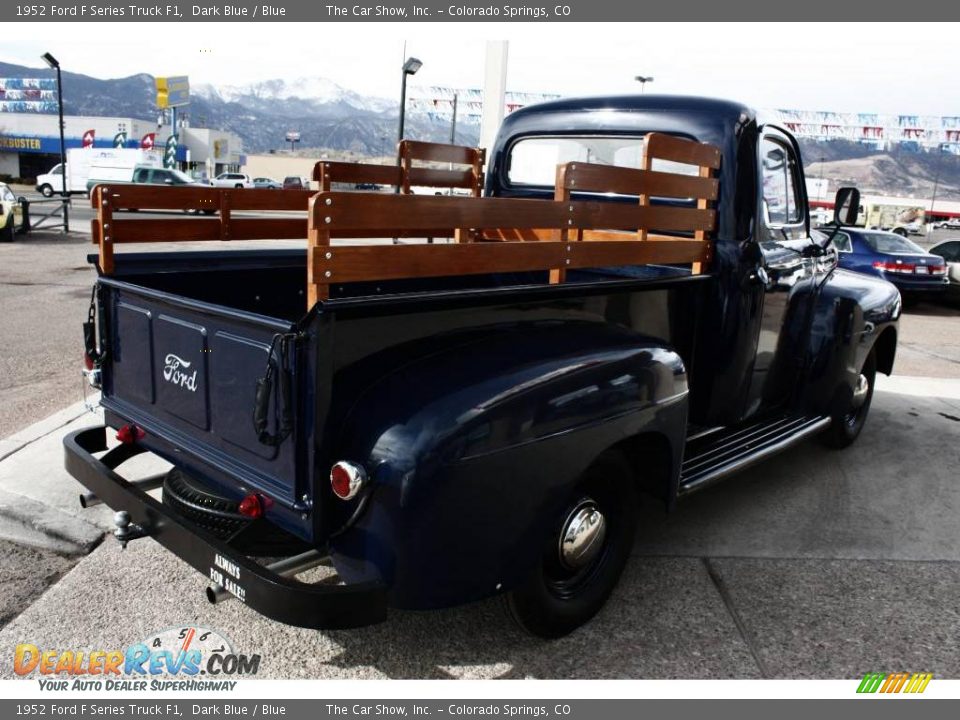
[113,510,147,548]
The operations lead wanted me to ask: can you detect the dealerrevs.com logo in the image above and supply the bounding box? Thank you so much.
[163,353,198,392]
[13,626,260,691]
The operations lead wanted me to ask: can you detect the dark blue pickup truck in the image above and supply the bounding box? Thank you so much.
[65,96,900,638]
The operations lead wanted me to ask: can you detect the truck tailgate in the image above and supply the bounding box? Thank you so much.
[98,278,304,509]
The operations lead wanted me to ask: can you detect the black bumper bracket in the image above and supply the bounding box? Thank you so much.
[64,426,387,629]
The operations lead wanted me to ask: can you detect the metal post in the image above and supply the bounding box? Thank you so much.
[55,65,69,232]
[450,93,458,144]
[395,57,422,193]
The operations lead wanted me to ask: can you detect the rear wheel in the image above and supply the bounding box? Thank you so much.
[821,350,876,449]
[504,451,639,638]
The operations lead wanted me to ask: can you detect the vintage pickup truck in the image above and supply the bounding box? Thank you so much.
[65,96,900,638]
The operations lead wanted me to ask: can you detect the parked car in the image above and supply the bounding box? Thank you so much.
[833,226,948,299]
[66,96,899,638]
[252,177,282,189]
[212,172,253,189]
[1,181,23,242]
[282,176,309,191]
[86,165,204,193]
[88,167,215,215]
[934,218,960,230]
[928,238,960,303]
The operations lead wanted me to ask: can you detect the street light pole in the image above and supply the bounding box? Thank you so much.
[450,93,458,145]
[634,75,654,94]
[42,52,68,233]
[395,56,422,192]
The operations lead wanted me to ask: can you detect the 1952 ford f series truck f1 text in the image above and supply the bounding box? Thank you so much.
[65,96,900,638]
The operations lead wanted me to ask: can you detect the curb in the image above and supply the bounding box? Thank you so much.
[0,399,98,463]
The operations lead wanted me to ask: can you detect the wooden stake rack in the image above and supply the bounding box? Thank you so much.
[91,134,720,311]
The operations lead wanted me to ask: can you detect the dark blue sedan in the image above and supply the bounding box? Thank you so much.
[832,227,948,297]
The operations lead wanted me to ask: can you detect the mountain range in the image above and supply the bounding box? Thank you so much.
[0,61,478,154]
[1,62,957,199]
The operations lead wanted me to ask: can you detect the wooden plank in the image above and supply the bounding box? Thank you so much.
[313,162,400,189]
[399,140,480,165]
[102,185,220,210]
[645,132,722,169]
[314,242,568,283]
[312,239,709,285]
[480,229,706,244]
[109,218,222,243]
[567,239,708,268]
[314,192,714,233]
[562,163,718,200]
[407,167,476,188]
[318,192,570,231]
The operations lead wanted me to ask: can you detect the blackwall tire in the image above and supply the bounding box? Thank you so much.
[820,350,877,449]
[504,451,639,638]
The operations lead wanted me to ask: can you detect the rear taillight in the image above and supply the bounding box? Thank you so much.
[115,424,145,445]
[238,493,264,519]
[83,352,95,371]
[330,461,366,500]
[873,260,945,276]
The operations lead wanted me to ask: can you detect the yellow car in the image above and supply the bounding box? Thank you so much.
[1,182,23,242]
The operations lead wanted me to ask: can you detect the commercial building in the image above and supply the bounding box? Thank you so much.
[0,112,245,182]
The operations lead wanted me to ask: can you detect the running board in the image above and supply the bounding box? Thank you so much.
[678,415,831,496]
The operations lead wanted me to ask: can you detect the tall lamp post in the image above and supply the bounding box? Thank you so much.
[395,56,422,191]
[634,75,654,93]
[41,51,68,232]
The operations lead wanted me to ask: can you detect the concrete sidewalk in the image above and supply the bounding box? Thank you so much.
[0,381,957,679]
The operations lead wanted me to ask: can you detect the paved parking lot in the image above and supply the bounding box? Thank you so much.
[0,226,959,679]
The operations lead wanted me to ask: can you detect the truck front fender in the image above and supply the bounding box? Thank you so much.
[801,268,900,416]
[327,320,688,610]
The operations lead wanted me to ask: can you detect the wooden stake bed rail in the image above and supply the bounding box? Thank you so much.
[91,134,720,310]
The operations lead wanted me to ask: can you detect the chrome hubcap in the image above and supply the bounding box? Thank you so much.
[851,373,870,409]
[558,499,606,571]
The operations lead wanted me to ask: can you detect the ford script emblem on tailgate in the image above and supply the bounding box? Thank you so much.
[163,353,198,392]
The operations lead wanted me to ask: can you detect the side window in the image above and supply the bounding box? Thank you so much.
[760,137,802,226]
[936,242,959,262]
[834,232,852,253]
[133,168,150,183]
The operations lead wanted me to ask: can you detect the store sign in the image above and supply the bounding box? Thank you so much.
[0,135,62,153]
[156,76,190,109]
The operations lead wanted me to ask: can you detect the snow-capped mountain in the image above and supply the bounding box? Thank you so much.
[195,77,395,114]
[0,61,477,154]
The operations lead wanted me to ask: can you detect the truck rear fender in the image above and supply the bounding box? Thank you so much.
[324,321,688,609]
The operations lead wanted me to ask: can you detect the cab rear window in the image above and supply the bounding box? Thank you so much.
[506,135,698,191]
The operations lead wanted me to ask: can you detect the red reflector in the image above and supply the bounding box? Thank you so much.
[330,461,366,500]
[83,352,95,371]
[238,494,263,519]
[115,424,145,444]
